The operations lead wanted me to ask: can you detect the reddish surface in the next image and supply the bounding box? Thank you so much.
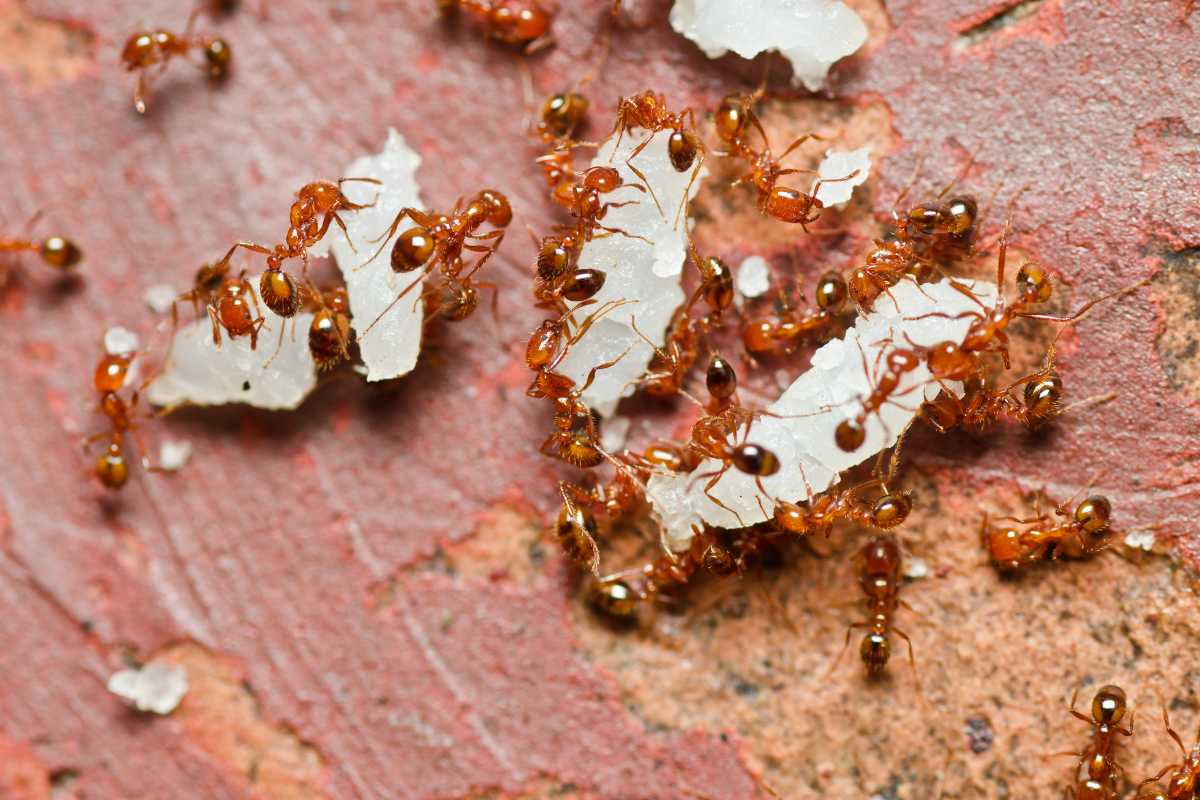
[0,0,1196,797]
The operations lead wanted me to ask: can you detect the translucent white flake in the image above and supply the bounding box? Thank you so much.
[646,278,998,551]
[669,0,868,92]
[144,283,177,315]
[159,439,193,472]
[736,255,772,299]
[600,416,632,454]
[553,127,708,417]
[903,557,929,579]
[146,273,317,410]
[323,128,426,383]
[106,662,188,715]
[1124,530,1155,552]
[104,326,139,356]
[813,147,871,208]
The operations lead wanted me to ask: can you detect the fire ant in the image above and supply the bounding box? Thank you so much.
[1060,685,1133,800]
[525,298,631,377]
[87,344,154,491]
[357,188,511,336]
[550,166,647,234]
[304,284,353,371]
[199,271,266,349]
[742,271,849,358]
[1137,707,1200,799]
[842,533,916,677]
[438,0,555,53]
[610,91,704,174]
[834,340,924,453]
[981,487,1113,572]
[772,478,912,538]
[120,10,232,114]
[554,481,602,575]
[215,178,380,333]
[0,221,82,281]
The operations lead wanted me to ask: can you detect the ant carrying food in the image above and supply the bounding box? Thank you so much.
[981,485,1114,572]
[438,0,555,53]
[1137,707,1200,799]
[1059,685,1133,800]
[120,10,231,113]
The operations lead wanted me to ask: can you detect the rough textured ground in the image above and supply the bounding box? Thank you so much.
[0,0,1197,798]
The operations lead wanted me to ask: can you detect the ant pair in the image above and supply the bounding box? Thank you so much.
[438,0,555,54]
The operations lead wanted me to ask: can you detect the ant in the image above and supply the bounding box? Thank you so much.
[550,166,647,236]
[610,91,704,174]
[843,533,916,677]
[304,284,353,371]
[834,340,924,453]
[357,188,511,337]
[120,10,231,114]
[981,487,1113,572]
[1137,707,1200,799]
[525,298,630,377]
[87,345,155,491]
[772,478,912,538]
[742,271,849,358]
[188,270,266,349]
[554,481,602,575]
[438,0,555,53]
[0,217,82,283]
[214,178,380,334]
[1059,685,1133,800]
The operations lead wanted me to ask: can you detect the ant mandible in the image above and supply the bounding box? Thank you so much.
[120,10,231,114]
[1136,706,1200,799]
[1060,685,1133,800]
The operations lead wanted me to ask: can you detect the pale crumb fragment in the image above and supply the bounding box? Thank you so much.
[646,278,998,551]
[104,326,139,356]
[146,273,317,411]
[669,0,868,91]
[813,147,871,208]
[903,557,929,579]
[554,127,708,417]
[324,128,426,383]
[1124,530,1156,551]
[601,416,632,454]
[736,255,772,299]
[106,662,188,715]
[143,283,177,315]
[159,439,193,472]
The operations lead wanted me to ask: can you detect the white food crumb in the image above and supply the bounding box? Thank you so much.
[143,283,177,315]
[554,126,708,417]
[736,255,772,299]
[158,439,193,472]
[601,416,632,454]
[104,326,139,356]
[323,128,426,383]
[146,273,318,410]
[903,557,929,579]
[813,147,871,208]
[669,0,868,92]
[646,278,998,551]
[106,662,188,715]
[1124,530,1155,552]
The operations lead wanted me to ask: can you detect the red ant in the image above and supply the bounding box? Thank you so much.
[772,478,912,538]
[198,271,266,349]
[611,91,704,174]
[438,0,555,53]
[833,339,924,453]
[120,10,231,114]
[525,298,630,377]
[1059,685,1133,800]
[981,486,1113,572]
[842,533,916,677]
[550,166,647,234]
[357,188,511,337]
[214,178,380,334]
[87,345,156,491]
[554,481,602,575]
[304,284,353,371]
[1,210,82,289]
[1137,707,1200,799]
[742,270,849,358]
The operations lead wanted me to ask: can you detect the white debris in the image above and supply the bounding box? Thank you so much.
[1124,530,1156,552]
[322,128,426,383]
[813,147,871,208]
[104,326,139,356]
[553,127,708,417]
[646,278,997,551]
[106,662,188,715]
[143,283,177,315]
[146,273,318,410]
[736,255,772,299]
[669,0,868,92]
[903,557,929,579]
[158,439,193,472]
[600,416,632,454]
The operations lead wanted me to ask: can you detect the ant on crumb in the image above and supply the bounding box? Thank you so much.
[303,284,353,371]
[120,10,231,114]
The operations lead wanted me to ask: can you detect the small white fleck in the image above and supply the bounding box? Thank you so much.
[159,439,193,472]
[143,284,177,315]
[736,255,772,299]
[903,557,929,579]
[1124,530,1156,552]
[106,662,188,715]
[104,327,140,356]
[812,147,872,208]
[601,416,632,453]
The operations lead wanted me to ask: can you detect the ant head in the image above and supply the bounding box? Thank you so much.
[202,38,232,79]
[39,236,81,270]
[871,493,913,529]
[1023,371,1063,418]
[705,353,737,402]
[1074,495,1112,534]
[475,189,512,227]
[94,354,133,394]
[731,443,780,477]
[773,501,810,534]
[392,227,436,273]
[539,91,589,139]
[667,129,701,172]
[814,271,848,312]
[860,632,891,674]
[847,267,884,309]
[95,440,129,490]
[1091,685,1127,724]
[1016,262,1053,304]
[120,32,158,68]
[583,166,622,193]
[445,284,478,321]
[835,419,866,452]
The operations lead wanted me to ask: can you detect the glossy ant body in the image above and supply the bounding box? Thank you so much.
[611,91,704,174]
[834,340,924,453]
[439,0,554,52]
[982,491,1113,572]
[742,271,849,358]
[87,346,154,491]
[1061,685,1133,800]
[1137,707,1200,800]
[845,533,915,676]
[772,479,912,538]
[0,222,82,277]
[120,11,231,113]
[304,284,353,371]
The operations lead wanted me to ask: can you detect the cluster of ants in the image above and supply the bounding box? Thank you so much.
[517,76,1144,704]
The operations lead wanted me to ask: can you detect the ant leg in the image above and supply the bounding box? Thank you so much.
[592,224,653,245]
[206,305,224,347]
[1067,687,1092,725]
[361,207,431,266]
[133,70,151,115]
[359,266,434,338]
[1162,706,1188,757]
[214,241,274,271]
[825,621,869,679]
[337,176,383,210]
[777,133,823,163]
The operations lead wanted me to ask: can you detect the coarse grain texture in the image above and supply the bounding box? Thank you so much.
[0,0,1196,798]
